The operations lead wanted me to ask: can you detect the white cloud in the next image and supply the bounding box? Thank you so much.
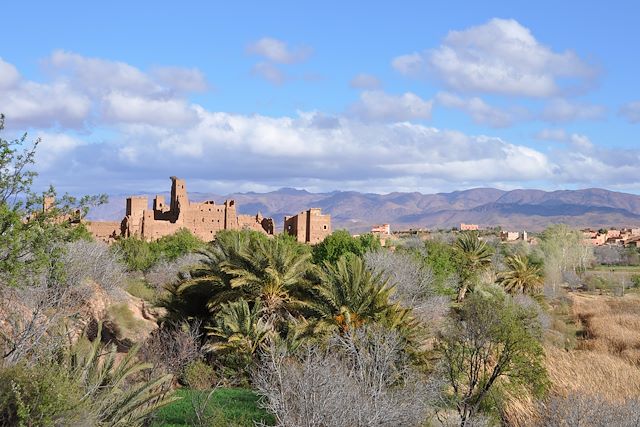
[349,73,381,89]
[535,128,568,141]
[34,132,86,171]
[246,37,311,64]
[540,99,606,123]
[391,53,424,77]
[0,58,20,89]
[534,128,593,151]
[0,52,211,129]
[151,66,210,93]
[349,90,433,122]
[251,62,287,85]
[393,18,597,97]
[3,51,637,194]
[102,92,198,127]
[619,101,640,124]
[435,92,524,127]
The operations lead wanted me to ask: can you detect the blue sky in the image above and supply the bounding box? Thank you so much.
[1,1,639,195]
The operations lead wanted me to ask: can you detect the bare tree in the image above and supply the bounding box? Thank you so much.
[62,239,127,292]
[139,320,203,380]
[145,253,204,292]
[253,326,432,427]
[364,250,450,332]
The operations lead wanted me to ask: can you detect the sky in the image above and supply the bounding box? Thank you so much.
[1,1,639,196]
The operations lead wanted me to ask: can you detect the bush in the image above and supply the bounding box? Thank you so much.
[183,360,217,390]
[312,230,380,264]
[0,363,87,426]
[114,229,205,272]
[253,327,431,427]
[113,235,156,271]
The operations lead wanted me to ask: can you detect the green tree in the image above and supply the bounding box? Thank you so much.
[439,286,548,426]
[151,228,205,262]
[161,230,312,331]
[454,232,494,302]
[497,254,544,295]
[206,298,272,378]
[307,255,412,336]
[312,230,380,264]
[539,224,594,296]
[0,114,105,286]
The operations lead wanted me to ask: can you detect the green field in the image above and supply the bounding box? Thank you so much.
[590,265,640,273]
[151,388,275,426]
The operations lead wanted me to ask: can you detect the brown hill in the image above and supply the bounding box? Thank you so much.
[87,187,640,233]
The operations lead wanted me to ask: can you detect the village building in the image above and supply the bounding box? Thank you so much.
[460,223,479,231]
[283,208,331,244]
[84,177,275,243]
[500,230,528,242]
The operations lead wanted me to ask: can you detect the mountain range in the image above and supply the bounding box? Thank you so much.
[86,187,640,233]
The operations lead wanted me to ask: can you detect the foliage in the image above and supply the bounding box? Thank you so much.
[114,228,205,272]
[311,230,381,264]
[497,254,544,295]
[0,362,86,426]
[539,224,594,297]
[182,360,217,391]
[453,232,494,301]
[125,278,157,301]
[59,323,178,426]
[113,235,156,271]
[306,255,413,336]
[151,387,274,427]
[438,286,548,425]
[162,230,311,327]
[206,298,272,378]
[0,115,106,286]
[423,239,462,292]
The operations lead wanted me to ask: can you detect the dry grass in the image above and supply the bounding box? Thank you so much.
[504,292,640,426]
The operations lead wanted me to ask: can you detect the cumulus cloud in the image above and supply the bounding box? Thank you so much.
[435,92,526,127]
[540,99,606,123]
[251,62,287,85]
[349,73,381,89]
[393,18,597,97]
[534,128,594,151]
[102,92,199,127]
[0,52,210,129]
[150,66,210,93]
[246,37,311,64]
[619,101,640,124]
[0,58,91,129]
[3,51,638,194]
[349,90,433,122]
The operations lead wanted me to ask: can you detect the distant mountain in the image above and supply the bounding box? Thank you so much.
[86,187,640,233]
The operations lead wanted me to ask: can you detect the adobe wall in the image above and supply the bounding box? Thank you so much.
[284,208,331,244]
[85,221,120,244]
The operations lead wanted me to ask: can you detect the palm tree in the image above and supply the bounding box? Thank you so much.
[307,255,412,335]
[206,298,272,357]
[163,231,312,327]
[61,323,178,426]
[454,232,494,302]
[497,254,543,295]
[219,236,312,320]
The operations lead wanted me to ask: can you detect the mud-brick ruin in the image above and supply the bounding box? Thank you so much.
[85,177,331,244]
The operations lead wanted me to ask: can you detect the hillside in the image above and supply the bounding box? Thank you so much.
[87,187,640,233]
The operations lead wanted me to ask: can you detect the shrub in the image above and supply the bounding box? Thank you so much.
[113,236,156,271]
[253,326,431,427]
[312,230,380,264]
[0,362,87,426]
[183,360,217,390]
